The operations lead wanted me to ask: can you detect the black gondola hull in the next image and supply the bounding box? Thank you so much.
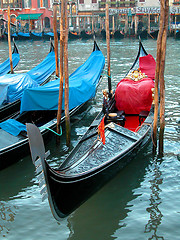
[30,33,43,40]
[26,39,155,221]
[68,31,80,40]
[43,121,152,219]
[113,30,124,39]
[80,30,93,39]
[0,100,20,123]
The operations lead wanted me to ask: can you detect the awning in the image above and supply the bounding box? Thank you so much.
[17,13,42,20]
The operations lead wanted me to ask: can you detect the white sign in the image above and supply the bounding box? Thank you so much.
[109,7,180,15]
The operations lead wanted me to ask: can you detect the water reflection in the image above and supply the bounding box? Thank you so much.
[0,202,17,237]
[144,158,164,240]
[0,156,35,201]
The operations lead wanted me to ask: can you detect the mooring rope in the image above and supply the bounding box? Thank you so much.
[39,126,62,136]
[139,121,156,147]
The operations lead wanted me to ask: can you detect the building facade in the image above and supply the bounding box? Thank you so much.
[0,0,53,32]
[0,0,179,32]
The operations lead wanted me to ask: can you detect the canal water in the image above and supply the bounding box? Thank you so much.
[0,38,179,240]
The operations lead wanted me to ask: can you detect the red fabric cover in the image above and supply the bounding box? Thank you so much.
[98,116,105,144]
[115,78,154,114]
[139,54,156,80]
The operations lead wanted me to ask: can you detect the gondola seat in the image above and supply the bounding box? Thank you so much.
[105,110,125,127]
[115,78,154,115]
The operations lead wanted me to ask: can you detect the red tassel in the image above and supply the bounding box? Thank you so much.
[98,116,105,144]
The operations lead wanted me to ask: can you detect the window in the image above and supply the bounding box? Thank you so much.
[79,0,84,4]
[100,0,106,8]
[92,0,97,3]
[37,0,47,8]
[24,0,31,8]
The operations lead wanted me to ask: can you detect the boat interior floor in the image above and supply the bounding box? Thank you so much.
[105,110,148,133]
[124,115,144,132]
[17,110,57,127]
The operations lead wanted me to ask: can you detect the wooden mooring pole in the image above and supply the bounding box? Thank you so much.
[153,4,164,151]
[105,3,112,97]
[57,0,65,136]
[7,6,14,74]
[53,4,59,78]
[159,0,169,155]
[153,0,169,154]
[64,0,71,147]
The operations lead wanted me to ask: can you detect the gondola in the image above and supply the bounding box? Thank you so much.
[0,41,105,170]
[100,29,113,39]
[113,30,124,39]
[0,41,20,77]
[18,32,31,40]
[30,32,43,40]
[80,30,93,39]
[149,30,159,39]
[26,39,156,221]
[138,29,148,39]
[0,42,56,122]
[68,31,80,40]
[101,29,106,39]
[4,31,19,40]
[42,31,54,40]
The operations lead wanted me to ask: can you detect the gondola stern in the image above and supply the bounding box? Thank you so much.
[26,123,67,221]
[26,123,46,164]
[12,40,19,54]
[49,39,55,53]
[93,40,100,52]
[26,123,50,201]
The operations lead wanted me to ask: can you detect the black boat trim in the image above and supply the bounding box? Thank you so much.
[12,41,19,54]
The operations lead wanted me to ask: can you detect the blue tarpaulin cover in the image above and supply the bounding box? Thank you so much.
[31,32,42,37]
[0,44,20,77]
[43,32,54,37]
[0,119,26,136]
[18,32,30,38]
[20,48,105,113]
[0,47,55,105]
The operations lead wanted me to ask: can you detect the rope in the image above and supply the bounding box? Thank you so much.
[102,69,112,79]
[139,121,156,147]
[40,126,62,137]
[101,73,112,79]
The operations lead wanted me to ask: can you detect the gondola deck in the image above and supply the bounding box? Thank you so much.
[57,109,153,177]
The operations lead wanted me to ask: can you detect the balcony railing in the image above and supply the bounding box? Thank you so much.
[1,3,22,8]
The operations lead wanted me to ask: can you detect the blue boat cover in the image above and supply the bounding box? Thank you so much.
[0,47,55,105]
[18,32,30,38]
[12,32,18,38]
[31,32,43,37]
[0,43,20,77]
[20,49,105,113]
[44,32,54,37]
[0,119,26,136]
